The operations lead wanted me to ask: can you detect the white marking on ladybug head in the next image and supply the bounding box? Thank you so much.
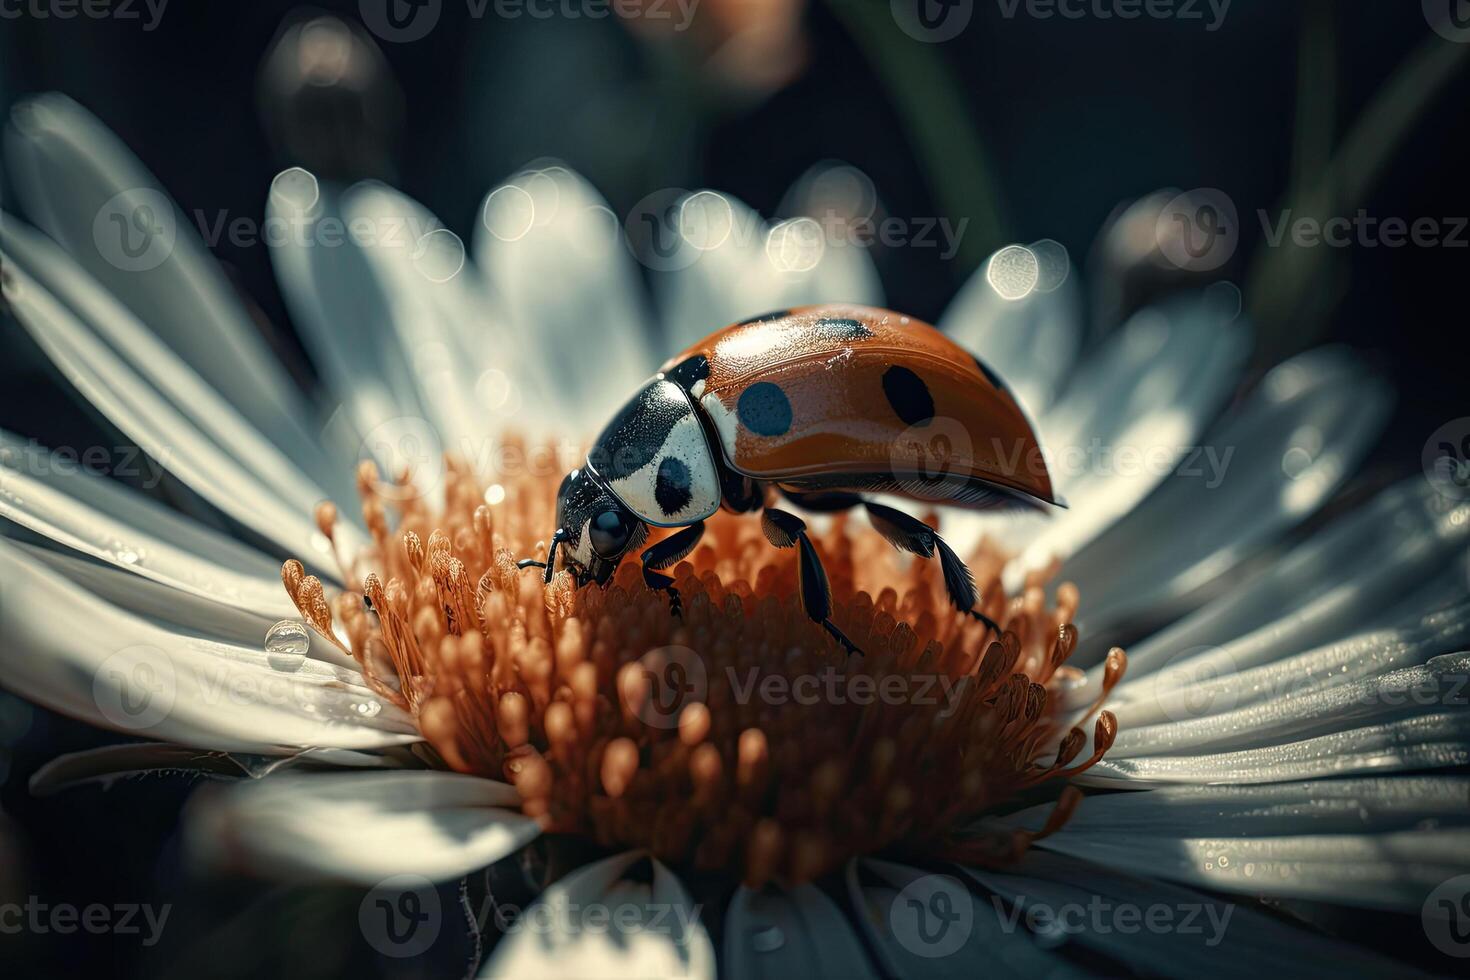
[602,412,720,526]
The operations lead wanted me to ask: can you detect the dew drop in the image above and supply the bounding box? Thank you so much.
[985,244,1040,301]
[749,925,784,953]
[270,166,320,213]
[413,228,466,283]
[353,700,383,718]
[265,619,310,671]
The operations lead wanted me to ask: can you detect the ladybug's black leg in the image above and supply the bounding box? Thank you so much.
[861,502,1002,636]
[761,507,863,657]
[639,521,705,616]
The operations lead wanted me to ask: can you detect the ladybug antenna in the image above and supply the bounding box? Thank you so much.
[516,528,566,584]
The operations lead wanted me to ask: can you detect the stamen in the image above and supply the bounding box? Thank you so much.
[287,445,1126,887]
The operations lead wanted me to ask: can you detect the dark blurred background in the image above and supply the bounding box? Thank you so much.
[1,1,1468,976]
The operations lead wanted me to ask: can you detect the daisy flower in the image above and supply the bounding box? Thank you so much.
[1,91,1467,980]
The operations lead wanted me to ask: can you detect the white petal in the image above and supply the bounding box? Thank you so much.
[656,190,884,357]
[266,185,441,452]
[849,859,1070,978]
[1108,652,1470,758]
[340,185,492,449]
[475,166,654,431]
[1006,777,1470,837]
[0,428,294,619]
[772,162,886,319]
[14,542,307,657]
[962,848,1415,975]
[1112,478,1470,681]
[1031,828,1470,912]
[186,771,535,885]
[1084,712,1470,787]
[0,539,416,753]
[984,296,1249,574]
[1,240,356,568]
[1064,347,1391,637]
[482,851,714,979]
[939,271,1082,418]
[1110,598,1470,730]
[723,882,878,980]
[31,743,260,795]
[3,95,347,501]
[29,741,398,796]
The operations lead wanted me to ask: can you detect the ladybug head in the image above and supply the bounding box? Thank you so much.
[554,468,648,586]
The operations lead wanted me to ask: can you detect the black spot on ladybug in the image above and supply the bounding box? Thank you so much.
[737,382,793,437]
[654,456,693,514]
[813,317,872,340]
[664,353,710,393]
[882,366,935,426]
[737,310,790,326]
[972,355,1012,396]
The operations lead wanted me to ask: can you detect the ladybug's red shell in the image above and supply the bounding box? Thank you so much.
[659,304,1059,511]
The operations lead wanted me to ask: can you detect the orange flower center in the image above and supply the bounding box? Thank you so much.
[284,440,1124,888]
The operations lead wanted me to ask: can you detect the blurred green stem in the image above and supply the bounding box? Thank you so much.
[824,0,1007,272]
[1288,0,1336,199]
[1249,28,1470,363]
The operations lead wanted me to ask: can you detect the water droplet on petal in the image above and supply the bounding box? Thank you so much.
[353,700,383,718]
[265,619,310,671]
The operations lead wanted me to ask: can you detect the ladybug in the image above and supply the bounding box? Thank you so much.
[518,304,1062,653]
